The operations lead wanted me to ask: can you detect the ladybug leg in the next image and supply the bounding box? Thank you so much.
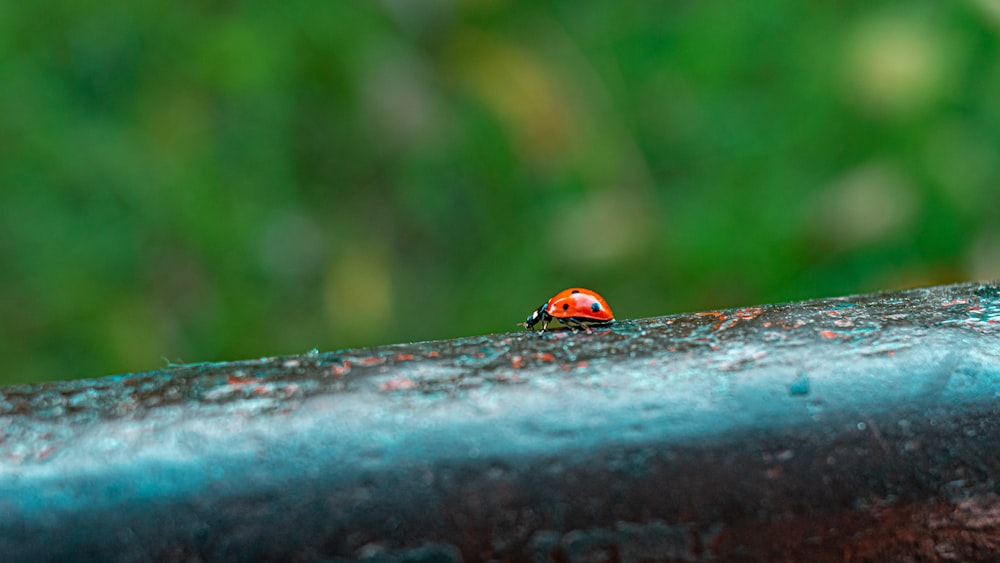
[564,318,594,333]
[538,309,553,333]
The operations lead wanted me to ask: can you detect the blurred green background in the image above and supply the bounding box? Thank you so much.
[1,1,999,384]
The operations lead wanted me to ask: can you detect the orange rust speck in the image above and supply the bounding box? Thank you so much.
[698,311,726,320]
[763,321,772,327]
[472,352,485,358]
[395,353,414,361]
[536,352,555,361]
[228,375,261,386]
[331,361,352,377]
[379,378,417,391]
[510,355,523,369]
[941,299,968,306]
[427,351,439,358]
[819,330,839,339]
[576,361,589,369]
[358,356,385,366]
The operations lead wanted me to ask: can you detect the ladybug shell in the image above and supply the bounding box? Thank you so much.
[545,288,614,322]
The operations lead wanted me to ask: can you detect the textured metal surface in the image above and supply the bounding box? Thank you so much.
[2,282,1000,561]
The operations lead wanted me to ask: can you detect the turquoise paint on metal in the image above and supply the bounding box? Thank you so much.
[0,282,999,560]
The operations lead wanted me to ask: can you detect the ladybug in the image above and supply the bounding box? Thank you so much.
[522,288,614,332]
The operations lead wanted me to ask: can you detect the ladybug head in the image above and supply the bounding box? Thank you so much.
[522,303,551,331]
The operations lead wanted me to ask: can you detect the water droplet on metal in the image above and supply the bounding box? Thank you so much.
[789,372,810,396]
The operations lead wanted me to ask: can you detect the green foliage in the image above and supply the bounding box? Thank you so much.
[1,1,998,383]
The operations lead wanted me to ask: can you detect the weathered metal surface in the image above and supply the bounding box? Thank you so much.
[1,282,999,561]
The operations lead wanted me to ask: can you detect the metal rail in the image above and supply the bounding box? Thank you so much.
[2,282,999,561]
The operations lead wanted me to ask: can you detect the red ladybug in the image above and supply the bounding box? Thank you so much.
[522,288,614,332]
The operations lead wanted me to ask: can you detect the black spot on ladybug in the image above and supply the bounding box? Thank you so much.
[562,303,569,311]
[591,302,601,312]
[571,290,580,294]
